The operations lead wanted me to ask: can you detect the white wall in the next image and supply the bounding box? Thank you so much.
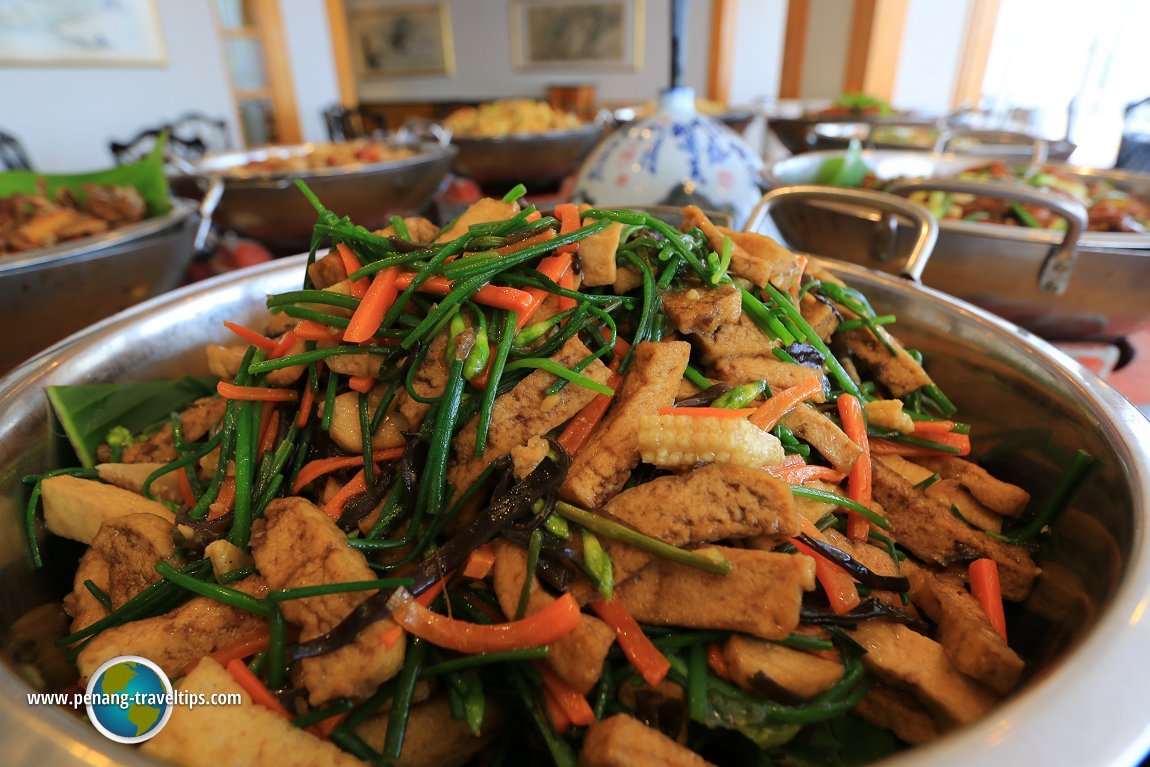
[0,0,239,172]
[800,0,852,100]
[892,0,969,113]
[727,0,787,105]
[348,0,712,106]
[281,0,341,142]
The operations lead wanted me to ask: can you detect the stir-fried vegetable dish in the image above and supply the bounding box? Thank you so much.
[232,140,415,177]
[0,183,146,255]
[863,161,1150,233]
[444,100,584,137]
[24,185,1095,767]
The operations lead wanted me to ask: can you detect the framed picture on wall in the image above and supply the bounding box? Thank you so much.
[0,0,167,67]
[349,4,455,78]
[511,0,644,70]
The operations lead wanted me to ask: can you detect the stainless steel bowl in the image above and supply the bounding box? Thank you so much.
[449,125,604,195]
[169,141,455,255]
[760,150,1150,339]
[2,253,1150,765]
[0,199,198,373]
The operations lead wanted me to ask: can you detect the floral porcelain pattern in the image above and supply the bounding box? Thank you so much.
[574,88,763,227]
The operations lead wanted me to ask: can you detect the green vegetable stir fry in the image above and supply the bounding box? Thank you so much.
[24,186,1095,767]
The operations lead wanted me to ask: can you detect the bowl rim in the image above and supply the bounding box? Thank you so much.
[1,255,1150,766]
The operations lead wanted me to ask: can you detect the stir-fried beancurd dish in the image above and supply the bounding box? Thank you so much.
[24,184,1097,767]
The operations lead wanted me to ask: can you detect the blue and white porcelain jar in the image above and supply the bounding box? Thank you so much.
[573,87,764,227]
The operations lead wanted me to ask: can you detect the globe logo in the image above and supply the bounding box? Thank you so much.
[85,656,173,744]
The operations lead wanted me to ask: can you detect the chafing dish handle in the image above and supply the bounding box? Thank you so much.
[744,186,940,282]
[933,127,1049,164]
[886,179,1088,295]
[193,177,224,254]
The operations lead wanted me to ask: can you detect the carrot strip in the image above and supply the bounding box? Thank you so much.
[217,382,299,403]
[790,535,861,615]
[225,659,292,718]
[590,598,671,687]
[296,384,316,428]
[293,319,344,342]
[555,336,629,456]
[176,466,197,508]
[969,558,1007,641]
[209,630,270,668]
[269,331,298,360]
[389,589,582,652]
[542,685,572,734]
[257,402,278,459]
[493,228,555,255]
[525,209,543,223]
[208,478,236,520]
[344,266,400,343]
[223,321,277,352]
[348,375,374,393]
[837,394,872,541]
[309,711,348,740]
[322,468,368,519]
[293,448,404,494]
[554,203,582,255]
[790,255,809,301]
[513,252,573,331]
[391,272,534,313]
[657,406,756,419]
[910,420,957,434]
[556,270,578,312]
[379,625,405,651]
[766,463,847,485]
[535,661,595,726]
[871,434,971,457]
[336,243,370,299]
[706,643,731,681]
[749,379,825,431]
[462,544,497,580]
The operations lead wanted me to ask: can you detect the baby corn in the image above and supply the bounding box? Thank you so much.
[638,413,785,469]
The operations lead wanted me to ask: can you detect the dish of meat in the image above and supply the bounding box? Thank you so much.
[0,183,147,255]
[19,192,1104,766]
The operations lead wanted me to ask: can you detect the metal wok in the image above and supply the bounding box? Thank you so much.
[449,124,604,196]
[0,199,198,373]
[169,141,454,255]
[1,248,1150,765]
[760,150,1150,339]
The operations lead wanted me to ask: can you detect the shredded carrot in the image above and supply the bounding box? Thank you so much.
[391,272,534,313]
[390,589,582,653]
[535,661,595,726]
[969,558,1007,641]
[348,375,375,393]
[223,321,277,352]
[590,598,671,687]
[322,468,368,519]
[309,711,348,740]
[910,419,957,434]
[871,433,971,457]
[176,466,197,508]
[296,384,316,428]
[379,625,405,650]
[524,209,543,223]
[706,643,731,681]
[494,228,555,255]
[293,448,404,493]
[766,463,847,485]
[217,382,299,402]
[555,337,630,456]
[513,252,573,331]
[556,269,578,312]
[792,519,861,616]
[208,478,236,520]
[462,544,497,580]
[553,203,582,255]
[749,378,825,431]
[225,658,292,718]
[542,685,572,734]
[344,266,400,343]
[837,394,872,541]
[657,406,756,419]
[208,630,270,669]
[336,243,370,299]
[293,319,344,342]
[256,402,278,459]
[269,331,298,360]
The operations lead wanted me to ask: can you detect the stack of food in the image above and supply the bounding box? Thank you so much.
[0,183,147,255]
[444,99,584,137]
[230,140,416,177]
[26,188,1091,766]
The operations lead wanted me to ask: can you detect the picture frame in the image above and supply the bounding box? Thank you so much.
[349,3,455,79]
[0,0,167,67]
[511,0,644,71]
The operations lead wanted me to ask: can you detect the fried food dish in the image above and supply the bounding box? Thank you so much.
[0,183,146,255]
